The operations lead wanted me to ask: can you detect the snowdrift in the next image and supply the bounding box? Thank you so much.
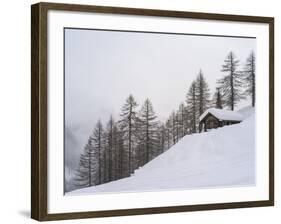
[69,112,255,195]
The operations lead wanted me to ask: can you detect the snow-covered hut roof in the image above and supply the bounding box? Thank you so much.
[199,108,244,122]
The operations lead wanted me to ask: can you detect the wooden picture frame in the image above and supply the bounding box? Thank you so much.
[31,2,274,221]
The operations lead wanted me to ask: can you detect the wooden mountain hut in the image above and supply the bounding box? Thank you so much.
[199,108,243,132]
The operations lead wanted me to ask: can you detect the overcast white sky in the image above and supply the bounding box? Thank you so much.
[65,28,256,141]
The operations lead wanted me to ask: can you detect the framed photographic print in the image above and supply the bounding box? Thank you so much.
[31,2,274,221]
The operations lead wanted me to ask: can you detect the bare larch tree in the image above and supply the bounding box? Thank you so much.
[195,69,210,116]
[74,139,93,188]
[92,120,104,185]
[138,98,160,163]
[119,94,139,175]
[243,51,256,107]
[213,87,223,109]
[217,51,243,110]
[186,81,197,133]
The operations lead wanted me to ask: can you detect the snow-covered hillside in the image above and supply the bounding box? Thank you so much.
[68,110,255,195]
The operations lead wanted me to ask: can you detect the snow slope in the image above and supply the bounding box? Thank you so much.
[238,106,255,119]
[69,111,255,195]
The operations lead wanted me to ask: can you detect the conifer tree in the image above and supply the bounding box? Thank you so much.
[171,111,177,143]
[243,51,256,107]
[174,112,180,143]
[105,115,114,182]
[217,51,243,110]
[92,120,104,185]
[177,102,189,138]
[158,124,166,154]
[213,88,223,109]
[138,98,160,163]
[74,140,94,188]
[102,132,108,183]
[111,123,120,180]
[165,117,173,149]
[186,81,197,133]
[74,121,104,187]
[195,70,210,115]
[119,94,139,175]
[114,124,125,179]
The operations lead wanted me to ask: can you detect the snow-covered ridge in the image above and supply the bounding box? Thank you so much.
[68,107,255,195]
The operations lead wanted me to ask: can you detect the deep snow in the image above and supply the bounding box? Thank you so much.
[68,110,255,195]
